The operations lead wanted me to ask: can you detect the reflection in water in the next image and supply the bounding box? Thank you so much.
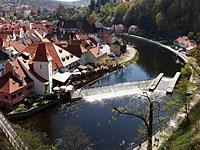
[16,37,183,150]
[56,123,90,150]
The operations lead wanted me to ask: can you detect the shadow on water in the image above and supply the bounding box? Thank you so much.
[15,36,184,150]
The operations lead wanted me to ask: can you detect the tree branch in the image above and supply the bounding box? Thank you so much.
[113,107,149,129]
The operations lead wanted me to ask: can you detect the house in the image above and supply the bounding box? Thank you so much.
[174,36,197,56]
[0,59,33,110]
[56,19,81,36]
[22,42,80,72]
[0,40,26,59]
[64,38,104,65]
[94,21,114,43]
[109,36,126,56]
[128,25,140,34]
[113,24,124,34]
[19,43,53,95]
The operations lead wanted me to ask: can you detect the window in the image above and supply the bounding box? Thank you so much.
[27,85,32,90]
[4,95,8,99]
[18,92,22,96]
[11,94,16,99]
[40,64,42,70]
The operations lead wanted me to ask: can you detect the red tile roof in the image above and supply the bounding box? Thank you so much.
[64,40,87,58]
[23,42,79,69]
[0,60,32,93]
[32,43,52,62]
[89,46,104,58]
[9,41,26,52]
[0,34,9,41]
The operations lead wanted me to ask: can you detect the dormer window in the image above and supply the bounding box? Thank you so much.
[62,57,65,61]
[66,56,69,60]
[59,49,62,53]
[70,54,73,58]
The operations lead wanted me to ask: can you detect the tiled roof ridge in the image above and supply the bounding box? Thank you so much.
[32,42,52,62]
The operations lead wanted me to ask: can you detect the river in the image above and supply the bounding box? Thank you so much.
[15,36,184,150]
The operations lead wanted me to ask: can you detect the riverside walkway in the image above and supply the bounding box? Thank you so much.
[0,111,28,150]
[123,33,188,63]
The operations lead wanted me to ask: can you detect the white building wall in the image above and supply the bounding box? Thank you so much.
[80,52,88,65]
[33,61,53,93]
[18,60,46,95]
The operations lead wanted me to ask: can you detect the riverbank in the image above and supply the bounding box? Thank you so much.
[12,34,183,150]
[75,45,137,88]
[159,100,200,150]
[133,94,200,150]
[5,45,137,121]
[118,45,138,64]
[121,33,188,63]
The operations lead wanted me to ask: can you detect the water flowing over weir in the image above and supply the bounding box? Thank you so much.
[80,77,175,102]
[80,80,152,102]
[16,35,184,150]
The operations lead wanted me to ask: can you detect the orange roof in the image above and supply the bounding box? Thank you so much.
[0,34,9,41]
[64,40,88,58]
[9,41,26,52]
[32,43,52,62]
[0,72,22,93]
[23,42,79,69]
[0,60,32,94]
[89,46,104,58]
[22,43,38,57]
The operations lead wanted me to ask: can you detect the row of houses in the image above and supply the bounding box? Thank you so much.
[0,18,107,110]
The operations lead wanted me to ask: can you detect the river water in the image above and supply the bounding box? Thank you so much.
[16,36,183,150]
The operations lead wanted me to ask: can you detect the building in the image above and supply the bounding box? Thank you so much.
[174,36,197,56]
[109,36,126,56]
[22,42,80,72]
[18,43,53,95]
[0,60,33,110]
[64,37,104,65]
[128,25,140,34]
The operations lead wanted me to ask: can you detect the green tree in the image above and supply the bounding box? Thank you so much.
[0,125,56,150]
[113,2,128,24]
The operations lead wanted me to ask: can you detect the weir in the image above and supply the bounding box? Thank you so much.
[79,73,181,102]
[80,80,153,102]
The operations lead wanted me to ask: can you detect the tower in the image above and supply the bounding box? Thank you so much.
[32,43,53,94]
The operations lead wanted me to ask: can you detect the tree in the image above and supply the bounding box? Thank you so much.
[112,91,161,150]
[0,125,56,150]
[113,2,128,24]
[166,63,192,123]
[90,0,96,13]
[123,0,156,33]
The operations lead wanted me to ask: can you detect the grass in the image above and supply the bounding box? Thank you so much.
[121,52,139,66]
[13,104,28,113]
[11,99,50,114]
[160,101,200,150]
